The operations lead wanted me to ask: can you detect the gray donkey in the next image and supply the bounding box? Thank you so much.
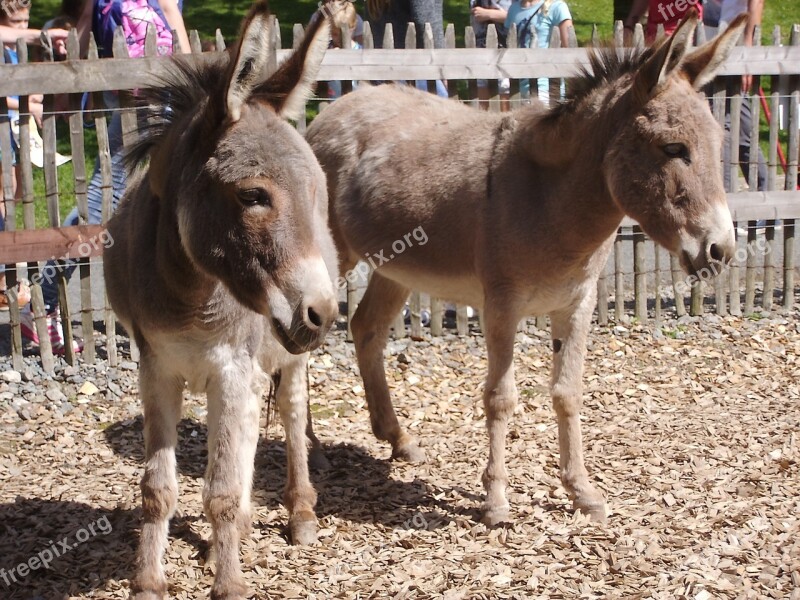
[307,13,746,527]
[103,3,338,598]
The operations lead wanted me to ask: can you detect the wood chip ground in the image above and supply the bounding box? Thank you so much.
[0,315,798,599]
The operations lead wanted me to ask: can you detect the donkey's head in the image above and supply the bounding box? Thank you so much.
[604,13,746,276]
[133,2,338,353]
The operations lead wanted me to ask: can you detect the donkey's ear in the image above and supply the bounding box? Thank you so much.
[255,11,330,120]
[225,1,277,123]
[632,10,698,104]
[680,13,747,90]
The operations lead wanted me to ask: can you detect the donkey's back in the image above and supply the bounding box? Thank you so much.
[309,84,543,303]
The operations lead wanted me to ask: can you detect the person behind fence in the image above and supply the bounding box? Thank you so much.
[0,0,53,310]
[18,0,190,354]
[471,0,511,111]
[716,0,767,201]
[365,0,448,97]
[311,0,363,99]
[623,0,702,43]
[505,0,573,105]
[0,6,69,45]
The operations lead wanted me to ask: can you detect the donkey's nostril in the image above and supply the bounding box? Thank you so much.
[307,306,323,328]
[709,243,724,262]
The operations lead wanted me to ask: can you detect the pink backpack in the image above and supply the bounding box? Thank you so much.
[94,0,174,58]
[121,0,173,57]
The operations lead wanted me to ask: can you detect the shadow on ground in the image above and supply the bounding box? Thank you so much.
[0,498,136,599]
[102,416,460,535]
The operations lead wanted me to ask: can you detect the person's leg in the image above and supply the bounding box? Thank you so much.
[368,0,443,49]
[38,208,80,314]
[410,0,444,48]
[736,97,767,192]
[41,106,125,316]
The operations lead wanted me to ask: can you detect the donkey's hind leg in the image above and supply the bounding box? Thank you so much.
[277,355,318,545]
[549,299,607,522]
[133,353,184,600]
[351,272,423,462]
[203,362,261,600]
[306,404,330,471]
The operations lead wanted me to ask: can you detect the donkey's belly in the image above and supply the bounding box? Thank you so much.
[378,265,485,308]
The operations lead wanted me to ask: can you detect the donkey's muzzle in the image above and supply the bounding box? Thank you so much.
[680,233,736,278]
[271,296,337,355]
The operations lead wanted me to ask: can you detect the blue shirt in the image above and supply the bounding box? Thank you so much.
[505,1,572,100]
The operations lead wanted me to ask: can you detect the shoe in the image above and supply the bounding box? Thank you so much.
[0,279,31,310]
[20,307,82,355]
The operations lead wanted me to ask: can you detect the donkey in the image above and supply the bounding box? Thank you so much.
[103,4,338,598]
[306,13,745,526]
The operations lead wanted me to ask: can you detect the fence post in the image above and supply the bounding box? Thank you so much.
[783,25,799,311]
[614,229,624,321]
[762,26,782,311]
[654,244,662,324]
[445,23,457,101]
[409,292,423,339]
[465,26,478,109]
[67,30,96,364]
[633,226,646,321]
[670,254,686,317]
[596,261,609,326]
[0,46,23,370]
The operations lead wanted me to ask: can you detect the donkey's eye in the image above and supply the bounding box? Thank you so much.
[663,143,690,162]
[237,188,271,207]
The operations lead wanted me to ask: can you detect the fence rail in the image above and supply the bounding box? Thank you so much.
[1,20,799,372]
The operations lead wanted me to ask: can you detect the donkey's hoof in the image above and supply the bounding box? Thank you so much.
[480,504,511,527]
[308,447,330,471]
[392,442,426,463]
[574,498,608,523]
[290,514,318,546]
[132,574,167,600]
[133,592,165,600]
[210,577,248,600]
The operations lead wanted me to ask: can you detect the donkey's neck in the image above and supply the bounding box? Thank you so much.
[149,185,222,325]
[513,84,631,250]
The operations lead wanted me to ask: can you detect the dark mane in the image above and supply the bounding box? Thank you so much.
[548,45,656,117]
[124,52,231,169]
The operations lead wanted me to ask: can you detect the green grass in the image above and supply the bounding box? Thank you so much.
[19,0,800,225]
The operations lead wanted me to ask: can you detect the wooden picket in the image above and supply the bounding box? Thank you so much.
[0,19,798,372]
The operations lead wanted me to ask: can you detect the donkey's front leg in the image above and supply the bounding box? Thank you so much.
[278,356,318,545]
[550,297,607,522]
[480,301,521,526]
[204,360,261,600]
[133,353,184,600]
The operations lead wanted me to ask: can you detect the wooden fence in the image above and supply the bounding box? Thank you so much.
[1,19,799,372]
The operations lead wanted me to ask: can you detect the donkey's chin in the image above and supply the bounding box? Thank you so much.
[679,249,729,279]
[270,316,331,354]
[271,318,308,355]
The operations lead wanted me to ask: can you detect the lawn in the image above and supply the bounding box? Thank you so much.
[17,0,800,228]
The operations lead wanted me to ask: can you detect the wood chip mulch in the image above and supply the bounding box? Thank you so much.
[0,314,798,599]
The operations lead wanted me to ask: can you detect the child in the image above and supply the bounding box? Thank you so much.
[0,0,44,309]
[505,0,573,104]
[326,0,362,99]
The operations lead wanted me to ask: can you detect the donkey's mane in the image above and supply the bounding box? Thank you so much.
[124,54,231,169]
[548,45,655,117]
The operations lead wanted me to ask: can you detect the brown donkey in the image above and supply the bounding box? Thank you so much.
[103,4,338,598]
[307,13,745,526]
